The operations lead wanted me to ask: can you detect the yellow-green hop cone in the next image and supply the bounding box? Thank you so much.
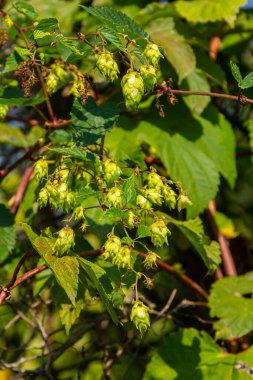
[51,63,68,81]
[33,159,48,182]
[136,194,152,209]
[38,187,49,208]
[150,219,170,247]
[123,210,136,229]
[144,43,163,67]
[96,51,119,82]
[147,171,163,190]
[113,245,131,268]
[145,188,163,206]
[106,187,123,208]
[177,193,192,212]
[121,71,144,112]
[0,105,8,120]
[73,206,86,222]
[45,73,58,95]
[103,159,121,184]
[64,192,76,213]
[162,185,177,209]
[131,301,150,335]
[56,163,70,183]
[54,226,75,256]
[144,251,159,269]
[104,234,121,259]
[140,64,157,92]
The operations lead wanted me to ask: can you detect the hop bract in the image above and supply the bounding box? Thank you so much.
[147,172,163,190]
[73,206,86,222]
[136,194,152,209]
[106,187,123,208]
[0,104,8,120]
[104,235,121,260]
[45,73,58,95]
[34,159,48,182]
[145,188,163,206]
[54,226,75,256]
[103,159,121,184]
[38,187,49,208]
[162,185,177,209]
[130,301,150,335]
[140,64,157,91]
[144,251,159,269]
[96,51,119,82]
[150,219,170,247]
[124,210,136,229]
[177,193,192,212]
[144,43,163,67]
[121,71,144,112]
[113,245,131,268]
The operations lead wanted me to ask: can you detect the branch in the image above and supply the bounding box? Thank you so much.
[207,200,237,276]
[10,166,33,215]
[0,247,208,306]
[157,85,253,106]
[0,146,36,182]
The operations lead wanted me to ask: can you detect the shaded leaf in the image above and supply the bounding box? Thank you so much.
[22,224,79,305]
[98,26,125,51]
[241,71,253,89]
[59,299,84,335]
[13,1,38,20]
[230,61,242,86]
[181,70,210,114]
[137,225,151,239]
[0,124,43,148]
[209,272,253,339]
[78,257,118,325]
[0,204,15,260]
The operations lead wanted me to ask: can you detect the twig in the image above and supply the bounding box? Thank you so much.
[0,247,208,306]
[0,146,36,182]
[156,85,253,105]
[10,166,33,215]
[207,200,237,276]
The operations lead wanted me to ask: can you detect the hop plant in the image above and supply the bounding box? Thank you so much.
[144,43,163,67]
[106,187,123,208]
[162,185,177,209]
[33,159,48,182]
[150,219,170,247]
[112,245,131,268]
[45,73,58,95]
[0,104,8,120]
[103,235,121,260]
[147,172,163,190]
[130,301,150,335]
[136,194,152,209]
[123,210,136,229]
[38,187,49,208]
[177,193,192,212]
[73,206,86,222]
[144,251,159,269]
[140,64,157,91]
[103,159,121,184]
[54,226,75,256]
[96,51,119,82]
[64,192,76,213]
[121,71,144,112]
[145,188,163,206]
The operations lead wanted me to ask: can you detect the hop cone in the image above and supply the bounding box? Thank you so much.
[121,71,144,112]
[140,64,157,91]
[96,51,119,82]
[144,43,163,67]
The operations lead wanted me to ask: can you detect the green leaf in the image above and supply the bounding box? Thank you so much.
[14,47,32,59]
[209,272,253,339]
[103,208,124,222]
[137,225,151,239]
[0,204,15,260]
[59,299,84,335]
[98,26,125,51]
[78,257,118,325]
[181,70,210,114]
[175,0,246,26]
[241,71,253,89]
[22,224,79,305]
[33,18,59,39]
[81,6,148,41]
[122,174,136,204]
[148,17,196,82]
[172,218,221,273]
[49,147,88,160]
[3,47,32,74]
[0,124,44,148]
[144,328,253,380]
[13,1,38,20]
[0,87,45,106]
[230,61,242,86]
[70,98,119,147]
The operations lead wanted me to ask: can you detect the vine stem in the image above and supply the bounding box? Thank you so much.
[156,85,253,105]
[0,248,208,305]
[207,200,237,276]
